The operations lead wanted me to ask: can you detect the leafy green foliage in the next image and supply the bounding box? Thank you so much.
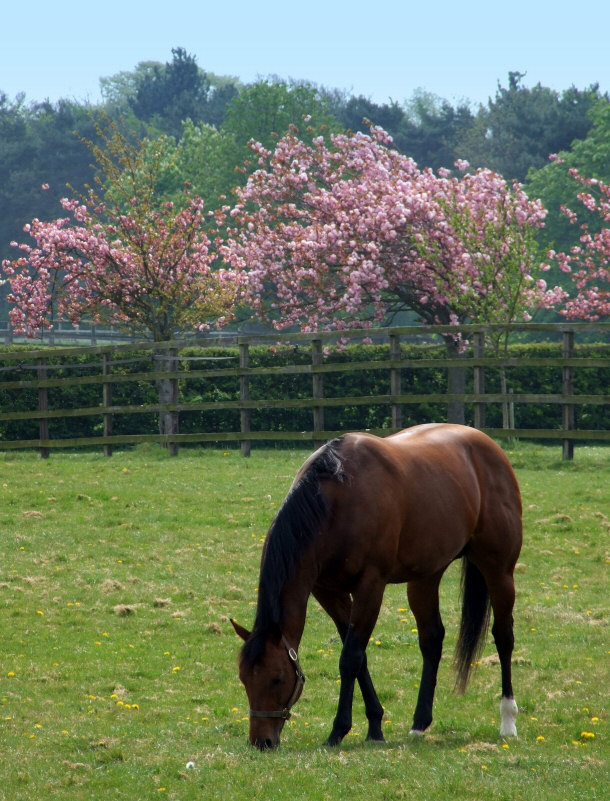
[527,101,610,254]
[222,79,341,151]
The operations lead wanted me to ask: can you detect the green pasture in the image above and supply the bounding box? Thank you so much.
[0,442,607,800]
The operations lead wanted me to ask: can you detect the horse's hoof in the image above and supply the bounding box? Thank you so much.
[499,697,518,737]
[409,728,426,737]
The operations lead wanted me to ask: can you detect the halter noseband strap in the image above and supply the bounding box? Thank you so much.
[249,636,306,721]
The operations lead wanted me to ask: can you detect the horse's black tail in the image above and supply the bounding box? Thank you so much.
[454,558,491,694]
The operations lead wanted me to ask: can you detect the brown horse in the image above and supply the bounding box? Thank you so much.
[231,424,522,749]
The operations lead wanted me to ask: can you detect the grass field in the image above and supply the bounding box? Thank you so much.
[0,441,607,800]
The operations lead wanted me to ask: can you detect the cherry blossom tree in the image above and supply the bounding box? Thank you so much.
[3,192,236,342]
[224,123,548,332]
[2,120,241,441]
[542,163,610,320]
[3,121,239,342]
[222,122,549,422]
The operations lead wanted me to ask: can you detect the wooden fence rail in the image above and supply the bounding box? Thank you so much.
[0,322,609,459]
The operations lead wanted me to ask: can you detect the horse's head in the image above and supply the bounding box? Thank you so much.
[231,619,305,750]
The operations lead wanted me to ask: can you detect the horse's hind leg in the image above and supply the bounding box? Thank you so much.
[407,572,445,734]
[487,571,518,736]
[313,585,385,742]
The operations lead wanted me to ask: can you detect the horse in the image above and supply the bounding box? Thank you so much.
[231,423,522,750]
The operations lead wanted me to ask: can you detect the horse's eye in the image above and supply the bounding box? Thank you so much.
[271,676,283,687]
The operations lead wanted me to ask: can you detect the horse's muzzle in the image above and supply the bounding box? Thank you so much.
[252,735,280,750]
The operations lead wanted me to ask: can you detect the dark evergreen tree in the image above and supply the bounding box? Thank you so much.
[463,72,605,182]
[394,95,475,169]
[128,47,230,137]
[0,96,98,289]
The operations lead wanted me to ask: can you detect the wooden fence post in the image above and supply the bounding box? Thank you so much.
[562,330,575,461]
[312,339,324,437]
[239,342,251,457]
[168,348,179,457]
[37,358,49,459]
[473,331,486,430]
[389,333,403,431]
[103,353,113,457]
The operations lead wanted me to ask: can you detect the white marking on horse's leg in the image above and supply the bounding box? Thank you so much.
[409,728,425,737]
[499,696,518,737]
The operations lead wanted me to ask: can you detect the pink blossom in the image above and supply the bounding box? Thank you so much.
[3,193,242,341]
[542,166,610,321]
[223,124,550,333]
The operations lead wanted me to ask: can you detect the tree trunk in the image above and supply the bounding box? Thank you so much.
[444,337,466,425]
[156,348,179,455]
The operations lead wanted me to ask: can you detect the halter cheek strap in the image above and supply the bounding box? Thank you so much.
[249,636,306,721]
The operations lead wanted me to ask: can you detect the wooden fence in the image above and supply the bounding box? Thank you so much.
[0,322,609,459]
[0,319,142,346]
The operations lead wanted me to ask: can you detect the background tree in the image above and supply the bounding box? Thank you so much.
[153,119,243,209]
[223,125,549,422]
[394,89,476,171]
[325,87,477,171]
[0,95,99,285]
[127,47,238,138]
[462,72,605,182]
[325,90,405,135]
[541,166,610,320]
[527,100,610,254]
[222,78,341,152]
[2,119,240,437]
[3,118,239,340]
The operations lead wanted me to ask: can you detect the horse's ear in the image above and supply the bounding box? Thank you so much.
[230,618,251,642]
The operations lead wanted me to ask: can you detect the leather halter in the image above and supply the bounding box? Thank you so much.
[248,636,306,721]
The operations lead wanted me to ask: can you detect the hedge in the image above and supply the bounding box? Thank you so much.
[0,341,608,443]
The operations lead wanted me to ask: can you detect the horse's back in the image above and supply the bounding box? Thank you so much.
[316,424,521,582]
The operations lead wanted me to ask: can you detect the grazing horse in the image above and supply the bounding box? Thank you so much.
[231,424,522,749]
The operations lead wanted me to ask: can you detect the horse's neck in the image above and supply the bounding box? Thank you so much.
[257,565,313,651]
[279,586,310,650]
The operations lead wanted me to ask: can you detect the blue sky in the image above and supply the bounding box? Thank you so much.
[2,0,608,108]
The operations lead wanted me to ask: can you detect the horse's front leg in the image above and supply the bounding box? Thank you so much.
[313,586,384,743]
[324,624,366,746]
[324,581,385,747]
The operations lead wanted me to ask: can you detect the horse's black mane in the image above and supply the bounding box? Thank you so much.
[241,438,347,668]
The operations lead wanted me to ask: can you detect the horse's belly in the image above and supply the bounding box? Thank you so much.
[389,508,474,581]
